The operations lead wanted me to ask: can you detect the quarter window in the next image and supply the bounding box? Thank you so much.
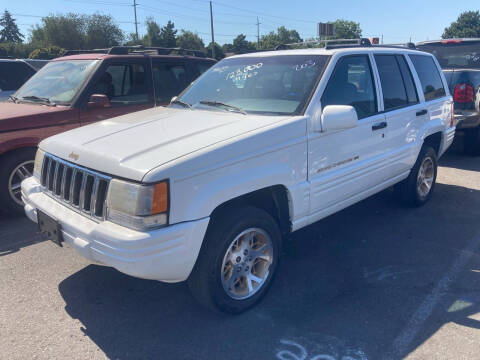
[409,55,446,101]
[321,55,377,119]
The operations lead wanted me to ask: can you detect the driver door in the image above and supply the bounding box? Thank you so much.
[79,59,154,125]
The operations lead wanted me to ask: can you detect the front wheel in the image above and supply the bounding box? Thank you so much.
[0,149,36,215]
[188,206,281,314]
[394,146,438,207]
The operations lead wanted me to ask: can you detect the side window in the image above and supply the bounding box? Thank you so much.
[91,63,149,106]
[152,62,188,103]
[375,55,408,110]
[321,55,377,120]
[0,62,35,91]
[396,55,418,104]
[409,55,446,101]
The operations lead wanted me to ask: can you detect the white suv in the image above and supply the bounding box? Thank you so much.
[22,45,455,313]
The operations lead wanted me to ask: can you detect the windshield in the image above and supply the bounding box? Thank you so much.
[176,55,329,115]
[417,42,480,69]
[15,60,99,105]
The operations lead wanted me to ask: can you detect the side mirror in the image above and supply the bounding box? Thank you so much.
[321,105,358,132]
[88,94,110,109]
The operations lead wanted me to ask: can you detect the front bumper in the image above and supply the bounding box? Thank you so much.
[21,176,210,283]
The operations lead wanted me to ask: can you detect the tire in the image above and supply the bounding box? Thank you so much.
[0,148,36,216]
[188,206,282,314]
[394,146,437,207]
[464,127,480,156]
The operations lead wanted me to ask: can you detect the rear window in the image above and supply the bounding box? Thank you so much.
[417,42,480,69]
[0,62,35,91]
[409,55,446,101]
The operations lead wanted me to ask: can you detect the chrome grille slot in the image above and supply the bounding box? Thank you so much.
[39,154,111,220]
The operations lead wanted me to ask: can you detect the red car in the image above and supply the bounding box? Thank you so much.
[0,46,216,214]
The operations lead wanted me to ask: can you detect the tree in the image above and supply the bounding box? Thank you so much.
[231,34,256,54]
[443,11,480,38]
[176,30,204,50]
[0,10,24,43]
[259,26,302,49]
[332,19,362,39]
[29,46,64,59]
[159,21,177,48]
[143,19,177,48]
[84,14,124,48]
[206,42,224,59]
[143,18,162,46]
[30,13,124,50]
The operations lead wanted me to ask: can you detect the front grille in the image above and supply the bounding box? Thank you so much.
[40,154,111,220]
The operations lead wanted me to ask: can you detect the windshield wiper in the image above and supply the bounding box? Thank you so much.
[8,95,18,103]
[199,100,247,115]
[170,98,192,109]
[20,95,56,106]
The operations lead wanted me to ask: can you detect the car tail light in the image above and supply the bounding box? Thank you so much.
[441,39,462,44]
[454,83,474,103]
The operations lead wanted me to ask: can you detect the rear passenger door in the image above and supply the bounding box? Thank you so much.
[373,54,423,177]
[152,60,189,106]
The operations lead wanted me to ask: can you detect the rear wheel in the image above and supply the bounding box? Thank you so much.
[394,146,437,206]
[188,206,281,314]
[0,149,36,215]
[464,127,480,156]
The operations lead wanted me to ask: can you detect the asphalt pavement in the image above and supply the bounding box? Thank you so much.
[1,150,480,360]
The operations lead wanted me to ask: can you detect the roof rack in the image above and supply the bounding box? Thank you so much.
[275,38,372,50]
[62,46,207,58]
[274,38,417,51]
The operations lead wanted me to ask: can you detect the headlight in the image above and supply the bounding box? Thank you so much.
[33,149,45,179]
[106,179,169,231]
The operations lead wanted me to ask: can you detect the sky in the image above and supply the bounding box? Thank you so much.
[3,0,479,46]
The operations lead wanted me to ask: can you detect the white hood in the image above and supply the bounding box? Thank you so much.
[40,107,289,181]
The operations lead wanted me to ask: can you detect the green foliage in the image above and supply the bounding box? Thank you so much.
[0,42,34,58]
[30,13,123,50]
[0,10,24,43]
[143,19,177,48]
[176,30,204,50]
[259,26,302,50]
[28,46,65,59]
[206,42,224,60]
[443,11,480,38]
[231,34,257,54]
[331,19,362,39]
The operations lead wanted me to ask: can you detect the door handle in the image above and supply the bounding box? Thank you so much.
[416,109,428,116]
[372,121,387,131]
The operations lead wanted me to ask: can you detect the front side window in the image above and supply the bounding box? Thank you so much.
[177,55,329,115]
[321,55,377,119]
[152,62,188,103]
[409,55,446,101]
[90,63,149,106]
[15,60,99,105]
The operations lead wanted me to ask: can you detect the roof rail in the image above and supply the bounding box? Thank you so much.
[62,45,207,58]
[372,42,416,49]
[274,38,372,50]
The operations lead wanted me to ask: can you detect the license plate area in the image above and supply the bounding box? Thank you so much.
[37,210,63,246]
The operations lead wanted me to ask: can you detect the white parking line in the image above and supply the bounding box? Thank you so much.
[384,231,480,359]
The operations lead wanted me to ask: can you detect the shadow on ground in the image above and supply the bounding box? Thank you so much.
[0,213,43,256]
[58,177,480,359]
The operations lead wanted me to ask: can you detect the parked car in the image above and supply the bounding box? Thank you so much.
[0,47,216,214]
[0,58,47,102]
[22,44,455,313]
[417,39,480,154]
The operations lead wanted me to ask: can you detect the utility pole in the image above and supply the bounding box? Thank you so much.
[133,0,139,42]
[381,34,384,44]
[256,16,261,48]
[210,1,215,59]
